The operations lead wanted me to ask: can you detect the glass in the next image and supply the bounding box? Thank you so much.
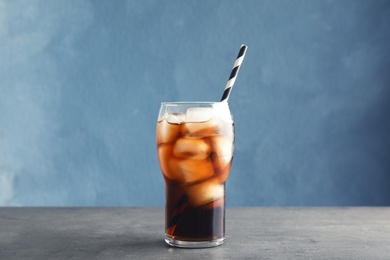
[156,102,234,248]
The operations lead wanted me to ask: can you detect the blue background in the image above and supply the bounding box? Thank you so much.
[1,0,389,206]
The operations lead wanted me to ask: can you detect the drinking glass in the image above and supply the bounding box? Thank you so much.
[156,101,234,248]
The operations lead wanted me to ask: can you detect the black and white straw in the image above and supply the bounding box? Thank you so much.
[220,44,248,102]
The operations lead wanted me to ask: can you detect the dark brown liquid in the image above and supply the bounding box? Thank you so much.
[165,181,225,241]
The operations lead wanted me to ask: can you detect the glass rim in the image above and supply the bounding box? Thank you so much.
[160,101,225,106]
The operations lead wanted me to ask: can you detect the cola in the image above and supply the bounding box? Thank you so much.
[156,102,234,247]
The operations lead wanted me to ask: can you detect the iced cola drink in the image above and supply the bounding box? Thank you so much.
[156,102,234,248]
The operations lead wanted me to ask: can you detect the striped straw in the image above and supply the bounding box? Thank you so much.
[220,44,248,102]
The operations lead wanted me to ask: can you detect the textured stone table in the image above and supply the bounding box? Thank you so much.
[1,207,389,259]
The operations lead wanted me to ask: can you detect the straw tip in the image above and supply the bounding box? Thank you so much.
[239,45,248,55]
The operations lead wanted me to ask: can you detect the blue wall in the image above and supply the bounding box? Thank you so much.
[1,0,389,206]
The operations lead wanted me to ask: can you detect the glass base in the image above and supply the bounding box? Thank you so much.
[165,236,224,248]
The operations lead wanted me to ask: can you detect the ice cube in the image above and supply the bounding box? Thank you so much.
[212,102,233,124]
[173,158,215,184]
[181,116,219,137]
[166,113,185,124]
[185,178,224,207]
[173,138,211,160]
[201,197,224,209]
[210,136,233,169]
[156,119,181,144]
[185,107,213,123]
[210,153,232,183]
[157,144,181,181]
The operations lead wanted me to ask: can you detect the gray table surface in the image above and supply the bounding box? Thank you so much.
[0,207,389,259]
